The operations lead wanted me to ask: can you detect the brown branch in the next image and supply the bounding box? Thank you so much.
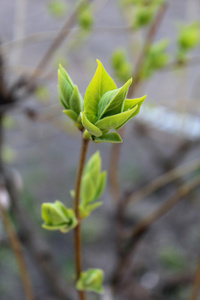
[111,175,200,289]
[190,254,200,300]
[9,0,93,97]
[109,2,168,203]
[127,175,200,248]
[0,202,35,300]
[4,169,71,300]
[124,158,200,207]
[128,2,168,97]
[74,138,89,300]
[0,109,35,300]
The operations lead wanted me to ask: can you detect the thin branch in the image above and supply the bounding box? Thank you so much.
[126,175,200,246]
[111,175,200,289]
[128,2,168,97]
[9,0,93,96]
[0,202,35,300]
[190,254,200,300]
[124,158,200,207]
[0,26,132,52]
[0,112,35,300]
[109,2,168,203]
[74,138,89,300]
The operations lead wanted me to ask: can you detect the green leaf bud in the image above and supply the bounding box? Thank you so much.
[111,49,132,82]
[48,0,67,18]
[82,60,146,142]
[79,152,107,218]
[78,8,94,30]
[133,6,155,29]
[41,200,78,233]
[178,22,200,52]
[76,269,104,294]
[58,65,83,129]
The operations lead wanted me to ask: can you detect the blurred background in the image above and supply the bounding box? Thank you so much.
[0,0,200,300]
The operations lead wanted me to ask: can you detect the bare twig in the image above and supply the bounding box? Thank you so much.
[109,2,168,203]
[9,0,93,96]
[126,175,200,248]
[190,254,200,300]
[0,202,35,300]
[112,175,200,289]
[4,169,71,300]
[124,158,200,207]
[0,110,35,300]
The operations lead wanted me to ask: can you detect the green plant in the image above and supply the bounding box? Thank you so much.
[41,60,146,299]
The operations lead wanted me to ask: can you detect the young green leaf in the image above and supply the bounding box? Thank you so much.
[95,105,138,130]
[58,67,74,108]
[84,60,117,116]
[70,85,83,115]
[94,132,123,143]
[93,171,107,201]
[81,112,102,137]
[97,78,132,119]
[81,173,96,206]
[63,109,78,122]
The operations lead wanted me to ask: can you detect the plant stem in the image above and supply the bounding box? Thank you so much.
[190,254,200,300]
[74,138,89,300]
[0,203,35,300]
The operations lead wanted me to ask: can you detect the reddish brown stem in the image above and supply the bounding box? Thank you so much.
[74,138,89,300]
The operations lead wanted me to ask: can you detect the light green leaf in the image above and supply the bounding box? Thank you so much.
[94,132,123,143]
[81,112,102,137]
[115,96,146,130]
[97,78,132,119]
[84,151,101,179]
[84,60,117,116]
[76,269,104,294]
[58,86,68,109]
[79,202,102,219]
[123,95,146,111]
[86,202,102,213]
[81,173,96,205]
[93,171,107,201]
[95,105,138,130]
[58,65,74,107]
[63,109,78,122]
[70,85,83,114]
[59,64,74,87]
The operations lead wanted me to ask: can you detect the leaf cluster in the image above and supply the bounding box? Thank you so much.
[58,60,146,143]
[42,200,77,233]
[76,269,104,294]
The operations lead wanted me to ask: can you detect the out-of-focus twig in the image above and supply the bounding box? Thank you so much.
[111,175,200,289]
[0,110,35,300]
[10,0,27,65]
[4,168,71,300]
[189,254,200,300]
[9,0,93,96]
[124,158,200,207]
[0,201,35,300]
[109,2,168,204]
